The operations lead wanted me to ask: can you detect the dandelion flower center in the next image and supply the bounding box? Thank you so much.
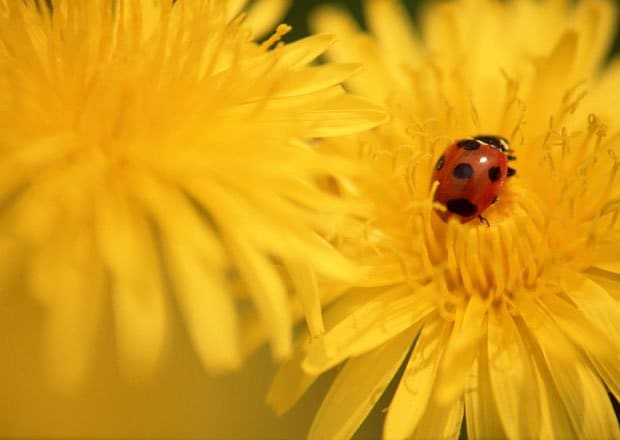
[361,67,620,321]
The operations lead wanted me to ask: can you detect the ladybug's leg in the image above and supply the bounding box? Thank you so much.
[507,155,517,161]
[492,195,499,204]
[507,167,516,177]
[479,215,490,227]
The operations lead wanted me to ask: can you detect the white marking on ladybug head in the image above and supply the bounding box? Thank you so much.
[499,138,510,152]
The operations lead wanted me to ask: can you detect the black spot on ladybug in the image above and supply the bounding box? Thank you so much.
[457,139,481,150]
[435,155,445,170]
[474,135,507,151]
[488,166,502,182]
[452,163,474,179]
[507,167,516,177]
[446,198,478,217]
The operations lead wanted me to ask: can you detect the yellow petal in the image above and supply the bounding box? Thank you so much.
[586,267,620,300]
[520,324,576,439]
[291,232,364,282]
[413,394,464,440]
[29,220,104,393]
[225,233,291,360]
[357,261,407,287]
[132,172,240,371]
[526,30,579,138]
[234,33,336,81]
[267,333,317,416]
[303,284,434,375]
[309,329,413,440]
[566,273,620,340]
[572,0,617,77]
[0,235,23,299]
[224,0,248,21]
[94,187,168,382]
[420,1,462,66]
[593,239,620,274]
[539,293,615,356]
[564,273,620,399]
[363,0,422,90]
[274,33,336,68]
[364,0,420,65]
[222,82,388,138]
[297,94,389,138]
[268,63,363,99]
[487,309,541,439]
[183,176,313,258]
[310,6,390,100]
[434,294,486,405]
[267,287,399,416]
[244,0,291,39]
[164,239,241,371]
[520,297,620,438]
[590,354,620,402]
[577,58,620,125]
[132,172,228,268]
[185,177,362,282]
[383,318,450,440]
[464,349,506,439]
[287,262,324,337]
[550,357,620,438]
[310,4,360,38]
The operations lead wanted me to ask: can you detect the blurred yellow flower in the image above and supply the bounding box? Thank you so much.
[269,0,620,438]
[0,0,386,391]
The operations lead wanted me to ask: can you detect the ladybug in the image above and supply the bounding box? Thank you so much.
[431,135,516,224]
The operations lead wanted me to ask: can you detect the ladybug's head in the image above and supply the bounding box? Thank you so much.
[474,135,510,153]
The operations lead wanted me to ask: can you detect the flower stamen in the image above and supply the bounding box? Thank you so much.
[260,23,291,51]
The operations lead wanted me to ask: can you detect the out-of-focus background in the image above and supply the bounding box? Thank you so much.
[282,0,620,57]
[1,1,619,438]
[0,301,338,438]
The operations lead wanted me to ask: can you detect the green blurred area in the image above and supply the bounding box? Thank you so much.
[282,0,620,58]
[282,0,412,40]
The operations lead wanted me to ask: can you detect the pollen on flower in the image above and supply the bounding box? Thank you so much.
[261,23,292,50]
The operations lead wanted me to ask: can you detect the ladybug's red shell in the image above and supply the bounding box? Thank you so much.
[431,136,515,223]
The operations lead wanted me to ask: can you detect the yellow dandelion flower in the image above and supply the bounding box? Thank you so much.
[0,0,386,391]
[269,0,620,438]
